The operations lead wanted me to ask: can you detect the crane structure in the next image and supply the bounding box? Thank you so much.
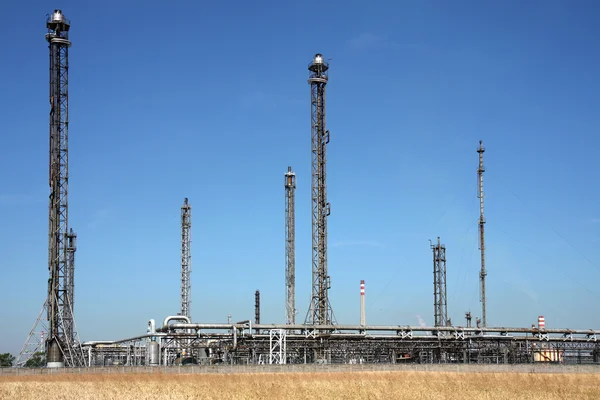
[477,140,487,328]
[284,166,296,324]
[45,9,84,367]
[305,54,336,326]
[431,237,448,327]
[181,198,192,320]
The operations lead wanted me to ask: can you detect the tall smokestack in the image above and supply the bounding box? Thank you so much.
[360,280,366,326]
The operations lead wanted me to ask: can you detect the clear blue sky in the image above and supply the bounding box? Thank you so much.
[1,0,599,356]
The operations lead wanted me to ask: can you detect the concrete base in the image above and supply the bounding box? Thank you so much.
[47,361,65,368]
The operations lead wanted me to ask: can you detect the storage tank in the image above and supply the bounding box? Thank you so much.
[148,340,160,366]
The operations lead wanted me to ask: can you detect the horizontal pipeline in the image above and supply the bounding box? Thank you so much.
[157,323,600,336]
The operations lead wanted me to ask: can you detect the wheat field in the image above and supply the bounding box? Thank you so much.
[1,370,599,399]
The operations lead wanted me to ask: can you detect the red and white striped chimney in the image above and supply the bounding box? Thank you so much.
[360,280,366,326]
[538,315,545,330]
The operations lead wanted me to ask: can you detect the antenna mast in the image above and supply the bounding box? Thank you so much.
[477,140,487,327]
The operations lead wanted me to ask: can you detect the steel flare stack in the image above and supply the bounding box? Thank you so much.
[181,198,192,320]
[284,166,296,325]
[45,9,84,367]
[477,140,487,327]
[431,237,448,327]
[305,54,336,326]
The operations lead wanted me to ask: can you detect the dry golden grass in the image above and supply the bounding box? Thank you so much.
[1,370,600,399]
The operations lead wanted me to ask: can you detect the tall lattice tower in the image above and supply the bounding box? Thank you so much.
[284,166,296,324]
[477,140,487,327]
[305,53,336,326]
[431,237,448,327]
[181,198,192,320]
[45,9,84,367]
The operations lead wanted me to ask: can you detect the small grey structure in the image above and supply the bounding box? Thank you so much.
[181,198,192,320]
[284,166,296,325]
[305,53,336,326]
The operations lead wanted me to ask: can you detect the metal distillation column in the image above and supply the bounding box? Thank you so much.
[284,166,296,324]
[181,198,192,320]
[305,53,335,325]
[477,141,487,327]
[431,237,448,327]
[45,9,83,368]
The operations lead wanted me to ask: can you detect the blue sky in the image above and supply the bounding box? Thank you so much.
[1,0,600,356]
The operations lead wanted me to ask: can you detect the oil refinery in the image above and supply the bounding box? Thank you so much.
[14,9,600,368]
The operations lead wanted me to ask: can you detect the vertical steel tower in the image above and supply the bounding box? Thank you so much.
[45,9,83,367]
[66,228,77,342]
[431,237,448,327]
[181,198,192,320]
[255,290,260,325]
[477,140,487,327]
[284,166,296,324]
[305,53,336,326]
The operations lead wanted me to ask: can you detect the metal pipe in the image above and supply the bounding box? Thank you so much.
[163,315,191,327]
[159,322,600,336]
[82,333,168,346]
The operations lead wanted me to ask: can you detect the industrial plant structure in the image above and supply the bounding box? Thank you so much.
[305,54,336,328]
[431,238,448,328]
[284,166,296,325]
[181,198,192,320]
[15,10,600,368]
